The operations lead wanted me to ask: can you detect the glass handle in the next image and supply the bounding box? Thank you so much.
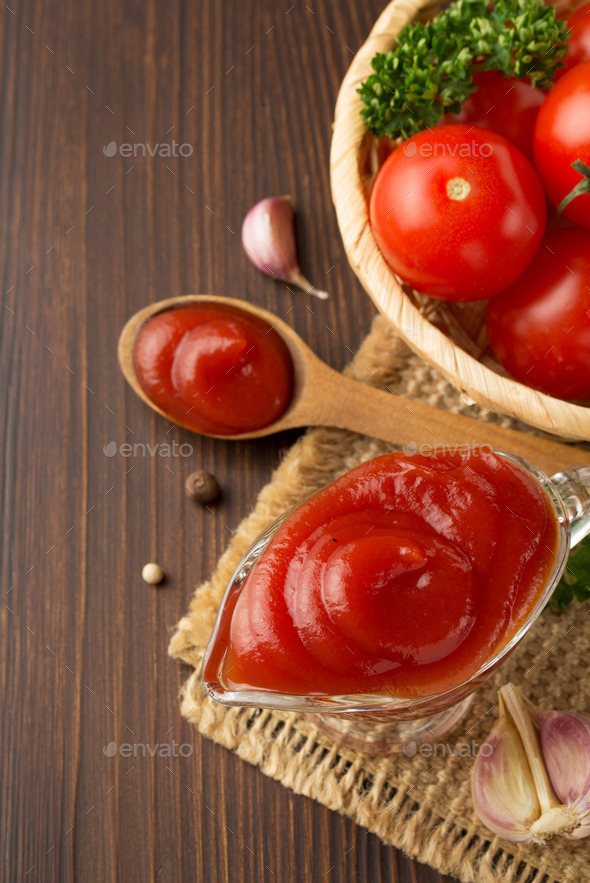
[550,466,590,548]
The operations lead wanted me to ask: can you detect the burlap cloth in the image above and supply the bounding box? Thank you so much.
[169,316,590,883]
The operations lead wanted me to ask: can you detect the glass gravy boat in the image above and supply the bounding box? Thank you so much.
[203,453,590,754]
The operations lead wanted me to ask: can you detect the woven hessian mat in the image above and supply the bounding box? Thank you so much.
[169,316,590,883]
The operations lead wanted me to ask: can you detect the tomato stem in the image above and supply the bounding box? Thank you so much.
[557,160,590,216]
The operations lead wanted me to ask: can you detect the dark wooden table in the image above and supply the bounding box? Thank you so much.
[0,2,460,880]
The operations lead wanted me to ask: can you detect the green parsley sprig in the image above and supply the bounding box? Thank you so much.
[549,536,590,613]
[359,0,569,141]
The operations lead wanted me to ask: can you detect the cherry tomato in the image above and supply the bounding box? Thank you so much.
[486,229,590,400]
[369,125,547,302]
[533,62,590,229]
[441,71,545,162]
[562,3,590,74]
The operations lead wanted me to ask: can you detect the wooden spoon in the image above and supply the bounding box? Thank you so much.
[118,295,589,476]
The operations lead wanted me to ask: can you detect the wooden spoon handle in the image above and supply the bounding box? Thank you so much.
[314,367,589,476]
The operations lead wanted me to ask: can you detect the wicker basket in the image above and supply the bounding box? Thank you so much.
[330,0,589,441]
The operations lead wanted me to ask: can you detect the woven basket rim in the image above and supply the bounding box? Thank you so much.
[329,0,590,442]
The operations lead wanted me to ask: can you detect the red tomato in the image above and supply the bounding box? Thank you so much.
[441,71,545,162]
[369,125,547,302]
[533,62,590,228]
[563,3,590,74]
[486,229,590,400]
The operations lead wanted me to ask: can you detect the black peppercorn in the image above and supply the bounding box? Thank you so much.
[185,469,220,504]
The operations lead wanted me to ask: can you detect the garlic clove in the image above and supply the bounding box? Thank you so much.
[472,693,542,843]
[500,685,561,821]
[241,196,329,300]
[566,822,590,840]
[539,710,590,821]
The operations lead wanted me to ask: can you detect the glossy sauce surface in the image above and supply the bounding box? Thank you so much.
[133,303,294,435]
[204,450,559,698]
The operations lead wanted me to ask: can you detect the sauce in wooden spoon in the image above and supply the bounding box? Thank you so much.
[118,295,590,477]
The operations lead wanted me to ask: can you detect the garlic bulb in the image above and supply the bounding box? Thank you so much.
[241,196,329,300]
[472,684,587,843]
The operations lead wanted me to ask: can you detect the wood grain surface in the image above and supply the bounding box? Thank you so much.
[0,1,505,881]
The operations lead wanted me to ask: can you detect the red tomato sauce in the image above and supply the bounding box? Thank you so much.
[204,450,559,698]
[133,303,294,435]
